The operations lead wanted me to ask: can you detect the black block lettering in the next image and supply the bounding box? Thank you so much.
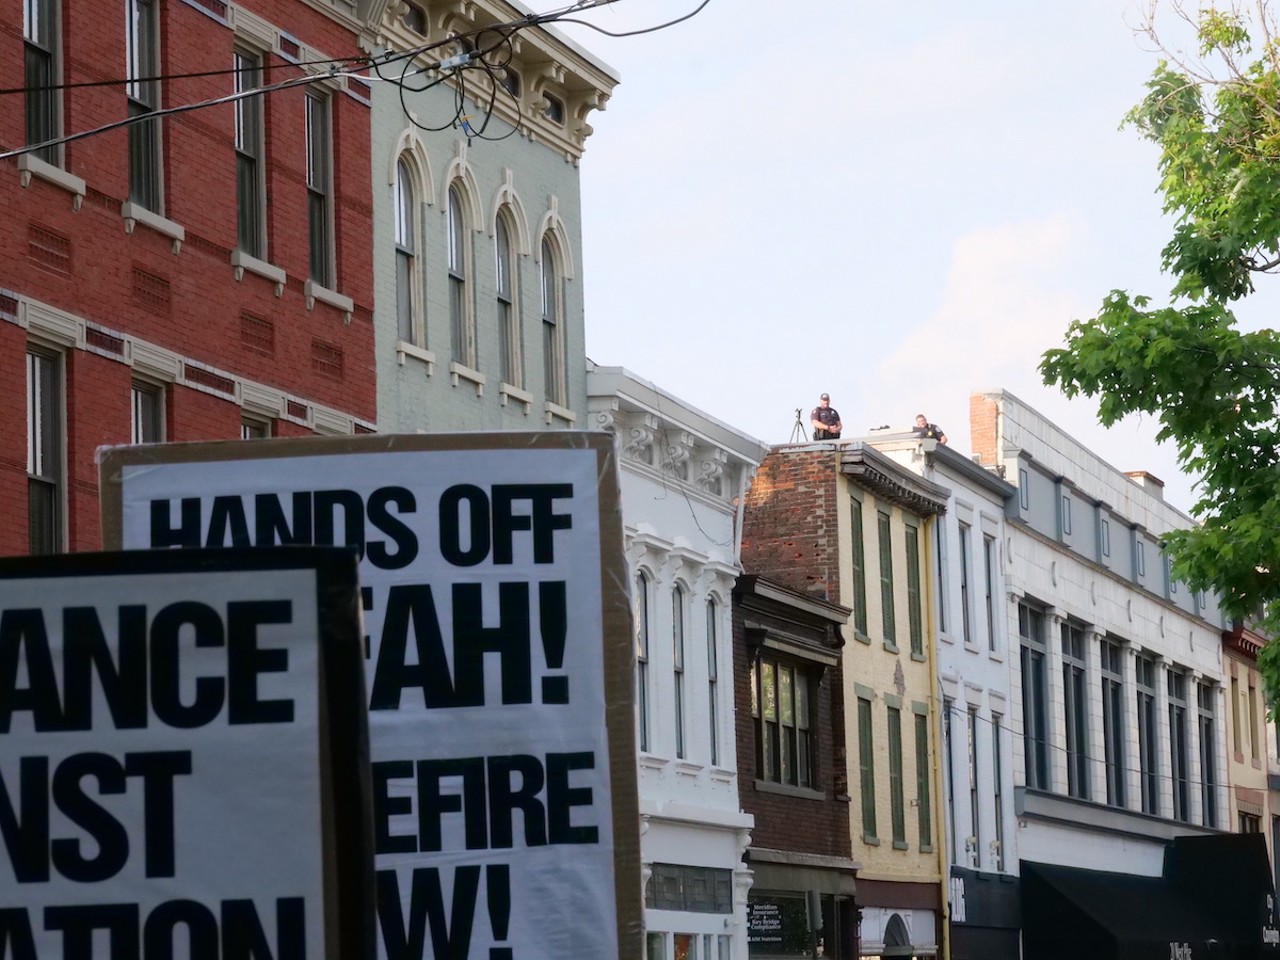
[0,609,64,733]
[369,585,454,711]
[45,903,139,960]
[62,605,148,731]
[143,900,217,960]
[51,753,128,882]
[150,498,202,549]
[125,751,192,878]
[150,602,225,729]
[547,752,597,845]
[450,583,531,707]
[439,485,489,567]
[0,757,50,882]
[227,601,293,725]
[366,487,419,570]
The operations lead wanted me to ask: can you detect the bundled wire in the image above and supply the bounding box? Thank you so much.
[0,0,709,162]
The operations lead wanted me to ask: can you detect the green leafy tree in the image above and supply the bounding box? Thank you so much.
[1040,2,1280,686]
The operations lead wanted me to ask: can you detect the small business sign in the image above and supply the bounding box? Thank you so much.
[99,432,640,960]
[0,547,372,959]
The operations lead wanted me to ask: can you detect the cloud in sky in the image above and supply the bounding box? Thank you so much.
[872,214,1090,417]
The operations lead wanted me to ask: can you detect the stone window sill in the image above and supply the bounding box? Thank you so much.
[231,249,285,296]
[544,399,577,426]
[18,154,86,209]
[449,361,486,395]
[500,381,533,414]
[121,201,185,254]
[396,341,435,375]
[304,278,354,324]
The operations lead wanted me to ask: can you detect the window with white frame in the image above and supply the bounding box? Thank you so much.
[1101,517,1111,557]
[1101,639,1126,806]
[672,585,686,760]
[935,521,948,634]
[241,417,270,440]
[394,158,421,345]
[305,92,333,287]
[130,381,163,444]
[234,49,265,259]
[754,657,812,788]
[27,347,62,554]
[1169,669,1190,821]
[943,698,956,861]
[991,713,1005,871]
[635,572,651,752]
[447,184,475,366]
[958,522,973,645]
[983,534,996,652]
[1019,603,1049,790]
[126,0,160,210]
[967,706,980,865]
[1136,654,1160,814]
[706,599,719,766]
[1062,620,1089,799]
[495,211,521,386]
[540,234,566,406]
[1197,681,1217,828]
[25,0,59,163]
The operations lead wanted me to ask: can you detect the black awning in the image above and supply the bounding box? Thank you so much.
[1023,834,1279,960]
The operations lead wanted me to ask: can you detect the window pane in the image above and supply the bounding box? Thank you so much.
[234,50,263,257]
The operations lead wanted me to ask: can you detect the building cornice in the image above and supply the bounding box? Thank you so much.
[840,442,950,517]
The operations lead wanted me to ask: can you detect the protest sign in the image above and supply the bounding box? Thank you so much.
[0,546,373,960]
[99,432,641,960]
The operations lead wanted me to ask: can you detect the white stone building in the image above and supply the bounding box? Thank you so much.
[587,362,769,960]
[966,390,1275,958]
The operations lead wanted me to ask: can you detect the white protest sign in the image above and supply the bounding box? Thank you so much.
[99,433,641,960]
[0,547,371,960]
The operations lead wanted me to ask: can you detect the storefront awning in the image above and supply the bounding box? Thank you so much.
[1022,834,1280,960]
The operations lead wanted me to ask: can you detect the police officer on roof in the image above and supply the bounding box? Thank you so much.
[913,413,948,444]
[811,393,842,440]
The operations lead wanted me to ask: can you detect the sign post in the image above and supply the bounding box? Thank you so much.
[99,432,641,960]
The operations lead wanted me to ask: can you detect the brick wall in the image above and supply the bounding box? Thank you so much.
[970,392,999,467]
[741,448,843,606]
[732,605,851,861]
[2,0,376,556]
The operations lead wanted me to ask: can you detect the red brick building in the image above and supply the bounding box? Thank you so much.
[2,0,375,555]
[734,573,859,957]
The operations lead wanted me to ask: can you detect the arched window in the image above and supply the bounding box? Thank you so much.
[495,212,520,386]
[540,234,565,405]
[394,158,421,345]
[447,183,474,367]
[672,585,686,759]
[706,598,719,765]
[635,572,651,752]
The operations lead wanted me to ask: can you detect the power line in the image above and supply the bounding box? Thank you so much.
[1,0,703,161]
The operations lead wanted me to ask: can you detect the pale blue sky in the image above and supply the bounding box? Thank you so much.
[560,0,1276,516]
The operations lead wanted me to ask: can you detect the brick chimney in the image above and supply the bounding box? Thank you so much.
[970,393,1000,467]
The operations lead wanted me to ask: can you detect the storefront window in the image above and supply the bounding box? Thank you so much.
[748,895,812,956]
[648,932,667,960]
